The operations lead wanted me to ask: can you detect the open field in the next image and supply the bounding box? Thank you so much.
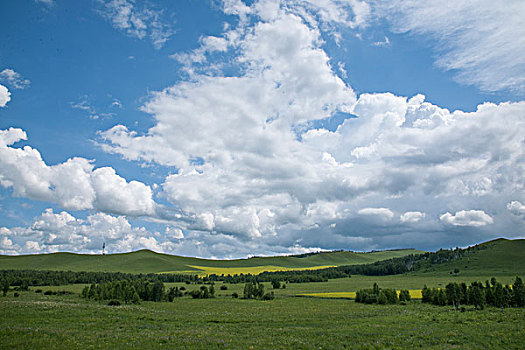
[34,273,521,299]
[163,264,338,276]
[2,239,524,349]
[1,290,524,349]
[0,248,423,274]
[297,289,423,299]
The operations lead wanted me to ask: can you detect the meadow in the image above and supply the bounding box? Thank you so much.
[1,239,524,348]
[0,248,423,274]
[1,288,524,349]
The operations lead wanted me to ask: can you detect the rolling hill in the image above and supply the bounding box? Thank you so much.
[0,248,423,275]
[0,238,522,277]
[410,238,525,277]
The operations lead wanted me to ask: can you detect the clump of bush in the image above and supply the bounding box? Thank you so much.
[108,300,121,306]
[355,283,400,305]
[189,285,215,299]
[243,282,275,300]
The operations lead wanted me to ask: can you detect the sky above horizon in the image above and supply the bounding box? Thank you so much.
[0,0,524,258]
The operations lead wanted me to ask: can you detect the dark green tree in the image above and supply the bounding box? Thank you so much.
[1,279,9,296]
[399,289,411,302]
[512,276,524,307]
[152,281,165,302]
[469,283,485,310]
[243,282,253,299]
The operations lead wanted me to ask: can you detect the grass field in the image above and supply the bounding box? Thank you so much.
[1,238,524,348]
[297,289,423,299]
[409,238,525,278]
[162,264,338,276]
[1,238,523,278]
[0,248,423,274]
[1,290,524,349]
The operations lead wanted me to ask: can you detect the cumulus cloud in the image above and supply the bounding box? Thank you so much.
[0,127,156,216]
[0,208,329,258]
[507,200,525,217]
[0,84,11,107]
[374,0,525,92]
[440,210,494,227]
[94,1,525,256]
[96,0,174,49]
[2,0,524,257]
[0,69,30,89]
[358,207,394,220]
[1,209,174,254]
[165,227,184,239]
[400,211,425,223]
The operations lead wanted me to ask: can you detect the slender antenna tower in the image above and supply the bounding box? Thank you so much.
[102,242,106,255]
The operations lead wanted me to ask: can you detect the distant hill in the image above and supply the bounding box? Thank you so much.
[0,248,423,275]
[1,238,522,277]
[411,238,525,277]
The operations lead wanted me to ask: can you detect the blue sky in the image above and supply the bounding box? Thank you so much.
[0,0,524,258]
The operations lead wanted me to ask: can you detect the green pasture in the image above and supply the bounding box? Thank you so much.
[0,248,423,274]
[1,290,524,349]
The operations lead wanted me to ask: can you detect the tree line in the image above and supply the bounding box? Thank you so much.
[355,283,411,304]
[0,269,200,287]
[80,280,218,304]
[422,276,524,310]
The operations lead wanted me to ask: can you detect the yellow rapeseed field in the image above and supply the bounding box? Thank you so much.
[298,289,422,299]
[160,265,337,277]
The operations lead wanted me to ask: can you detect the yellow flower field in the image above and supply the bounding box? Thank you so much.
[298,289,422,299]
[160,265,337,277]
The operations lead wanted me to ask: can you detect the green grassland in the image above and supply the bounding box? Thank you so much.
[0,247,423,274]
[1,238,524,349]
[1,291,524,349]
[410,238,525,277]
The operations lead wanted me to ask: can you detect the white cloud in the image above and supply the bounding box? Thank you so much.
[2,209,169,254]
[34,0,54,6]
[165,227,184,239]
[0,69,30,89]
[97,0,174,49]
[2,0,524,257]
[95,1,525,256]
[92,167,155,216]
[440,210,494,227]
[358,207,394,220]
[0,127,156,217]
[400,211,425,223]
[507,200,525,217]
[374,0,525,92]
[0,84,11,107]
[372,36,390,47]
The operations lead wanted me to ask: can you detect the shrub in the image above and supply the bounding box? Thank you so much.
[14,292,19,298]
[232,292,239,298]
[262,292,275,300]
[377,292,388,305]
[399,289,411,302]
[108,300,121,306]
[220,285,228,290]
[35,289,42,293]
